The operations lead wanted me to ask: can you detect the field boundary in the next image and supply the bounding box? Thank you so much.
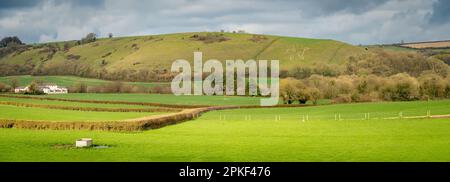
[0,101,180,112]
[1,102,450,131]
[0,94,209,108]
[0,106,238,131]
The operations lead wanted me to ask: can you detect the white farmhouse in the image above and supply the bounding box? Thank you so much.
[14,86,29,93]
[14,83,68,94]
[38,84,68,94]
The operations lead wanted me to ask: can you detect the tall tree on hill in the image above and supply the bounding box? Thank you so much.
[81,33,97,44]
[0,36,24,48]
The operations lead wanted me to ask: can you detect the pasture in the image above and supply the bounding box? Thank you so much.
[0,75,167,88]
[0,105,162,122]
[0,96,450,161]
[32,93,264,106]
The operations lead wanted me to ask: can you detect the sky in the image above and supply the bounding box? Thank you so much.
[0,0,449,45]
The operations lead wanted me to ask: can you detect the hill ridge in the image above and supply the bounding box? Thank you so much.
[0,32,365,81]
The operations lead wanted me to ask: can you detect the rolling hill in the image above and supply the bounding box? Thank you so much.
[0,32,365,81]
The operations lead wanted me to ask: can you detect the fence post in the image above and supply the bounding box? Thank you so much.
[306,114,309,121]
[427,110,431,118]
[338,113,341,121]
[399,112,403,119]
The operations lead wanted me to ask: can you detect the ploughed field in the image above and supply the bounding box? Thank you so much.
[1,94,450,161]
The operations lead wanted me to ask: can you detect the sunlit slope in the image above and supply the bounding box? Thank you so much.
[0,32,365,73]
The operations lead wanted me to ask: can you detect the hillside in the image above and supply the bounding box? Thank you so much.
[0,32,365,81]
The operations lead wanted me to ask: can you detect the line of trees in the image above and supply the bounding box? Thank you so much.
[69,81,171,94]
[281,72,450,104]
[282,49,449,80]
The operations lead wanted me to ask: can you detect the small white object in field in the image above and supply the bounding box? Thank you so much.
[75,138,93,148]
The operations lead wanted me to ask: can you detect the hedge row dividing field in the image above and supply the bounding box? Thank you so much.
[1,101,450,161]
[0,96,157,109]
[31,93,264,106]
[0,101,180,112]
[0,106,237,131]
[1,93,311,131]
[1,94,450,132]
[0,94,209,108]
[0,104,157,122]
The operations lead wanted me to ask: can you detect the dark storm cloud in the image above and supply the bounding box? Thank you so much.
[0,0,448,44]
[0,0,41,10]
[0,0,104,10]
[296,0,389,16]
[429,0,450,24]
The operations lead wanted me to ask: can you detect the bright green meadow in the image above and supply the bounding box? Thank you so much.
[1,99,450,161]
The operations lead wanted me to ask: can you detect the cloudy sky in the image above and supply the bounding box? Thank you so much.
[0,0,449,45]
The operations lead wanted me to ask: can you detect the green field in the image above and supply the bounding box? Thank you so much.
[0,75,167,88]
[0,96,159,109]
[0,105,161,122]
[1,99,450,161]
[32,93,264,106]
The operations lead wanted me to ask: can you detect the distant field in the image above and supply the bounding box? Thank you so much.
[1,100,450,161]
[0,75,168,88]
[400,40,450,49]
[33,93,264,106]
[367,45,416,52]
[0,96,155,109]
[0,105,159,122]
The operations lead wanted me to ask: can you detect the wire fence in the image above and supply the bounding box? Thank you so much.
[214,109,450,122]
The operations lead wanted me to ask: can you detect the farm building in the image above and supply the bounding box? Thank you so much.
[14,86,28,93]
[14,83,68,94]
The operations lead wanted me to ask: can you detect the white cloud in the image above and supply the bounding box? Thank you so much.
[0,0,448,44]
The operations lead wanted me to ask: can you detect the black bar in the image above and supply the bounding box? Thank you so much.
[2,162,450,180]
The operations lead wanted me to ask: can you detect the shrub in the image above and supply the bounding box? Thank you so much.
[9,78,19,91]
[24,81,44,95]
[345,49,450,77]
[0,36,24,48]
[295,86,310,104]
[0,82,11,92]
[289,66,312,79]
[332,94,352,104]
[308,87,321,105]
[81,33,96,44]
[418,72,446,98]
[280,78,299,104]
[149,85,171,94]
[190,33,230,43]
[70,82,88,93]
[381,73,419,101]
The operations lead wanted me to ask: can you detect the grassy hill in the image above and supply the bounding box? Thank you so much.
[0,32,365,81]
